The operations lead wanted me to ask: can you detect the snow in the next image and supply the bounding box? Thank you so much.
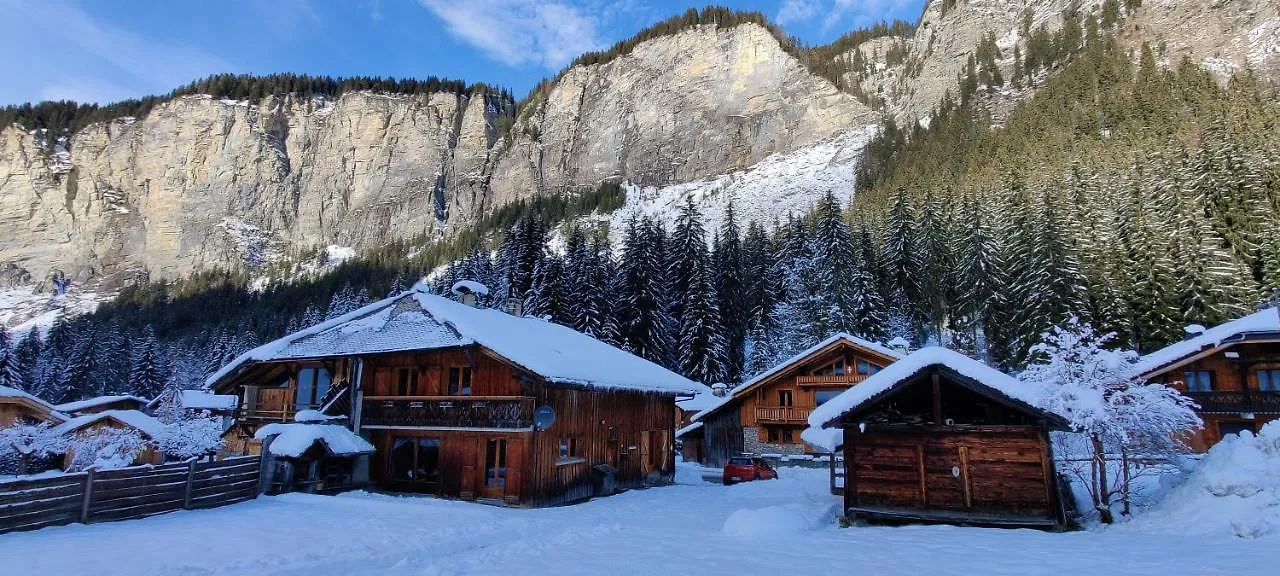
[7,464,1280,575]
[292,410,339,423]
[255,423,374,458]
[596,126,879,247]
[675,421,703,438]
[324,245,355,266]
[178,390,237,411]
[675,382,721,412]
[808,347,1054,431]
[696,333,902,423]
[0,385,68,421]
[1133,307,1280,376]
[450,279,490,295]
[49,410,167,439]
[210,289,699,396]
[1119,421,1280,539]
[54,395,148,414]
[1,285,109,336]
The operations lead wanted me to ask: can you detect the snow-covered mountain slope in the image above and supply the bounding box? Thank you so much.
[0,285,109,336]
[596,125,879,242]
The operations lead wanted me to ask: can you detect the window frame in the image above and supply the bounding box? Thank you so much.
[395,366,420,396]
[448,366,473,396]
[1183,370,1215,393]
[1258,368,1280,392]
[777,389,793,407]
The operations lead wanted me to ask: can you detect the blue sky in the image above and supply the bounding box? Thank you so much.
[0,0,925,106]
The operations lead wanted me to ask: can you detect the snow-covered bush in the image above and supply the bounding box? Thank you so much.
[65,427,149,471]
[1023,318,1201,523]
[155,414,223,460]
[0,421,69,459]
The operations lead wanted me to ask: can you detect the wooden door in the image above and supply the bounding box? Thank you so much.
[922,441,967,511]
[480,438,508,499]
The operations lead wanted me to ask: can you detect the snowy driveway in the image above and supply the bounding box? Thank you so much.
[1,467,1274,576]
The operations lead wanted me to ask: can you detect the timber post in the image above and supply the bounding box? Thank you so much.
[183,459,197,509]
[79,467,95,524]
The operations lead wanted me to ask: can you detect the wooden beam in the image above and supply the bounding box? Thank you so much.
[931,373,943,425]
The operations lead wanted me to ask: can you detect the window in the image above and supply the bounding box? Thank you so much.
[389,437,440,485]
[767,427,780,443]
[1184,370,1214,392]
[448,367,473,396]
[856,359,869,375]
[395,367,420,396]
[558,437,582,464]
[295,366,332,409]
[814,389,841,406]
[777,390,793,407]
[1258,369,1280,392]
[869,363,882,375]
[782,428,794,443]
[485,439,507,488]
[811,359,846,376]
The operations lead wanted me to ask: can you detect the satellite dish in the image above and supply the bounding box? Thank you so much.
[533,405,556,431]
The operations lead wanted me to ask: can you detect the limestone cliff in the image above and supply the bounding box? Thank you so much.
[0,22,871,288]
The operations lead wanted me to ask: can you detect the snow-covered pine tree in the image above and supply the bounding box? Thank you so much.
[811,192,860,336]
[590,236,621,345]
[615,217,674,367]
[915,188,954,339]
[94,318,131,394]
[130,327,171,399]
[668,197,710,332]
[713,202,747,382]
[678,260,727,383]
[9,331,39,393]
[849,219,886,340]
[1115,167,1180,352]
[0,331,18,390]
[35,313,75,402]
[325,284,358,320]
[883,187,924,341]
[527,252,571,324]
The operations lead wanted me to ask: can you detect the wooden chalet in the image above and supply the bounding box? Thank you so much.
[1135,307,1280,451]
[809,347,1069,528]
[687,334,902,467]
[0,385,67,427]
[49,410,168,469]
[208,287,698,507]
[54,395,149,417]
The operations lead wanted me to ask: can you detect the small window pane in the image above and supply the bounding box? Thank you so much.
[296,368,315,409]
[1259,370,1280,392]
[815,390,840,405]
[857,359,869,375]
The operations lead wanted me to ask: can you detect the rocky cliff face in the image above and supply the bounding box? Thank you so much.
[842,0,1280,124]
[0,22,871,288]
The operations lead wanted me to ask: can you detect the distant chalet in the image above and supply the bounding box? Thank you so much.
[208,286,698,506]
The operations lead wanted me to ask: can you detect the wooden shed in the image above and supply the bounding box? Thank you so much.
[809,347,1070,528]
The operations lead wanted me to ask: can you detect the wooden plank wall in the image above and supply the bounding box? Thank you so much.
[845,427,1054,521]
[0,456,260,534]
[363,348,521,396]
[702,407,743,468]
[368,429,528,503]
[528,387,676,506]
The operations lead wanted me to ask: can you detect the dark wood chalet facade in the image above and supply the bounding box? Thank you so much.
[208,289,697,507]
[684,334,902,467]
[811,347,1070,528]
[1136,308,1280,451]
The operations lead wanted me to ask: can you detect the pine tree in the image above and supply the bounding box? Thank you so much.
[10,331,40,393]
[0,330,20,390]
[527,253,571,324]
[668,198,710,330]
[883,187,923,341]
[811,192,860,336]
[678,261,727,383]
[713,202,747,382]
[615,217,674,367]
[130,327,170,399]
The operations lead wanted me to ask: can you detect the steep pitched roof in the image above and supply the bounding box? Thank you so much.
[1134,308,1280,377]
[692,333,903,421]
[807,347,1064,430]
[50,410,166,439]
[208,288,699,396]
[675,383,722,412]
[0,385,68,423]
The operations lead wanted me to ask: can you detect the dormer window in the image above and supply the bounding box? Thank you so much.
[812,359,846,376]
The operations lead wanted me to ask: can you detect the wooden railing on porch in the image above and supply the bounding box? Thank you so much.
[795,374,868,386]
[755,406,813,423]
[361,396,536,429]
[1185,391,1280,414]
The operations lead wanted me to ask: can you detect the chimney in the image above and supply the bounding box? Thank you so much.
[450,279,489,308]
[887,336,911,355]
[1183,324,1207,340]
[710,383,728,397]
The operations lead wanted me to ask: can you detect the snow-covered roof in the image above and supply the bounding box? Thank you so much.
[676,383,723,412]
[689,392,736,423]
[693,333,903,420]
[50,410,167,439]
[1134,308,1280,376]
[179,390,238,411]
[54,395,149,413]
[208,288,699,396]
[254,423,375,457]
[0,385,68,422]
[675,421,703,438]
[808,347,1058,430]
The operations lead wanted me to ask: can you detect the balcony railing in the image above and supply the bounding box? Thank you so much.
[361,396,535,429]
[239,403,319,423]
[795,374,868,387]
[756,406,813,423]
[1185,391,1280,414]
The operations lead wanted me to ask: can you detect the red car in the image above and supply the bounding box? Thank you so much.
[723,456,778,484]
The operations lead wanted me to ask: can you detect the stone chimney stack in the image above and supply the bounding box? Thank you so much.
[450,280,489,308]
[887,336,911,356]
[710,383,728,397]
[1183,324,1207,340]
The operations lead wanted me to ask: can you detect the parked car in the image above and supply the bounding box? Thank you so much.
[723,456,778,484]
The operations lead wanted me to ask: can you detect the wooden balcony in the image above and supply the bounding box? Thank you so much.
[361,396,535,430]
[1185,391,1280,414]
[795,374,868,387]
[756,406,813,423]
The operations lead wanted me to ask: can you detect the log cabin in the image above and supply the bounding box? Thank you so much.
[0,385,67,427]
[686,334,902,467]
[207,286,698,507]
[49,409,167,469]
[1134,307,1280,451]
[54,395,150,417]
[808,347,1070,528]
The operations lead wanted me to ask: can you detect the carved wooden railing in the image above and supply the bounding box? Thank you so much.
[361,396,536,429]
[1185,391,1280,414]
[755,406,813,423]
[795,374,868,386]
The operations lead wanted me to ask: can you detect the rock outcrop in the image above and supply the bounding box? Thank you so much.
[0,22,871,287]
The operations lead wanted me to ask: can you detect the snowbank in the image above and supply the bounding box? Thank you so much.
[721,502,839,539]
[255,423,374,457]
[1123,421,1280,539]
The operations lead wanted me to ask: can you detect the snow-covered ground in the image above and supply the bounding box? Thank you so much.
[5,463,1277,576]
[0,285,109,336]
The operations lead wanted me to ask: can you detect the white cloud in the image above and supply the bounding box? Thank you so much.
[0,0,235,104]
[417,0,611,70]
[776,0,821,26]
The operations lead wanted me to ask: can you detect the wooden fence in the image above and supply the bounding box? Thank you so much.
[0,456,260,534]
